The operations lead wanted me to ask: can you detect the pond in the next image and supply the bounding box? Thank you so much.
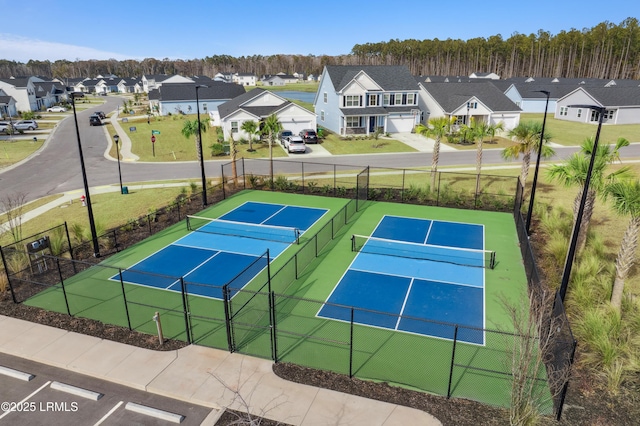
[274,91,316,104]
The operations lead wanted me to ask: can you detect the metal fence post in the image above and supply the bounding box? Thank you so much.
[437,172,442,206]
[221,163,226,199]
[447,325,459,398]
[270,291,278,363]
[0,246,17,303]
[118,269,132,330]
[349,307,354,378]
[556,339,578,420]
[180,278,192,344]
[266,249,272,294]
[56,258,72,316]
[301,162,305,194]
[401,169,406,202]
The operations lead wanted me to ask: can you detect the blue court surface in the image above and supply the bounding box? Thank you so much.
[112,202,327,299]
[318,215,487,344]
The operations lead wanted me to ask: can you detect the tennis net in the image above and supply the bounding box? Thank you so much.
[187,215,300,244]
[351,234,496,269]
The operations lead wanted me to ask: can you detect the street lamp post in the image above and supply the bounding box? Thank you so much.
[70,92,100,257]
[195,85,208,206]
[114,134,124,194]
[558,104,606,301]
[525,90,550,235]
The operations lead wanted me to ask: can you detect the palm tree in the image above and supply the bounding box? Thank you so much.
[486,121,504,144]
[547,137,630,252]
[605,179,640,310]
[261,114,282,184]
[415,116,452,189]
[503,121,555,186]
[471,118,490,194]
[181,118,209,161]
[240,120,259,152]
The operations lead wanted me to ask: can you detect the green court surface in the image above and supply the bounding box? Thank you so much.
[25,190,550,412]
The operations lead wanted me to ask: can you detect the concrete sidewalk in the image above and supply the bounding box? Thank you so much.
[0,315,441,425]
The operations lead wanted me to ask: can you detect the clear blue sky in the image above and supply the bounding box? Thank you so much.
[0,0,638,62]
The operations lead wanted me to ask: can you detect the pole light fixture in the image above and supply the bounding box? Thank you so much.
[195,85,208,207]
[525,90,551,236]
[558,104,606,301]
[70,92,100,257]
[113,134,124,194]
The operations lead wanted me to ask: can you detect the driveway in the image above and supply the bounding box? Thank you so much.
[392,132,458,152]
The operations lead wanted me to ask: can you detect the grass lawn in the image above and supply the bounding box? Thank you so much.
[0,186,189,247]
[115,116,288,162]
[521,113,640,146]
[0,139,44,169]
[320,134,418,155]
[442,136,517,150]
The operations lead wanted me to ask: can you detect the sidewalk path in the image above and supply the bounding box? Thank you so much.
[110,109,139,161]
[0,315,441,426]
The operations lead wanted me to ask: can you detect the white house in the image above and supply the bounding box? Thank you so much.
[555,86,640,125]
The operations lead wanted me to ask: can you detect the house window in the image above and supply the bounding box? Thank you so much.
[344,95,360,107]
[559,106,568,116]
[577,108,582,118]
[406,93,415,105]
[383,94,390,106]
[368,94,378,106]
[231,121,239,133]
[346,116,360,127]
[467,102,477,109]
[454,115,465,126]
[203,103,207,112]
[321,110,325,121]
[394,93,402,105]
[605,109,615,119]
[323,92,327,103]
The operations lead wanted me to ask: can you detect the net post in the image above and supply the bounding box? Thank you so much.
[56,258,72,316]
[266,249,272,294]
[118,269,132,330]
[447,325,459,398]
[490,251,496,269]
[351,234,355,252]
[295,229,300,245]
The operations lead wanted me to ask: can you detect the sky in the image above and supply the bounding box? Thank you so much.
[0,0,638,63]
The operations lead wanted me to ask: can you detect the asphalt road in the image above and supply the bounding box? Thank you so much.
[1,95,638,206]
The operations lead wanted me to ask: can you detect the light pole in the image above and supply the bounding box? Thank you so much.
[525,90,550,235]
[558,104,606,302]
[195,85,208,206]
[113,134,124,194]
[70,92,100,257]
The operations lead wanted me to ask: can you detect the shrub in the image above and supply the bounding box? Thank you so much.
[306,181,318,193]
[210,143,226,156]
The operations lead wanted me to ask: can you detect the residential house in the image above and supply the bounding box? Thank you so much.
[469,72,500,80]
[293,72,305,81]
[501,83,575,113]
[261,73,298,86]
[214,72,234,83]
[0,77,38,112]
[95,77,121,94]
[73,78,99,94]
[232,73,257,86]
[216,88,316,140]
[147,82,246,117]
[32,80,66,109]
[117,78,142,93]
[142,74,193,93]
[418,81,521,131]
[315,65,423,136]
[555,86,640,125]
[0,89,18,118]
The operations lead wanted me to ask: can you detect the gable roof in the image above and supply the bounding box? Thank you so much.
[564,86,640,107]
[153,82,246,102]
[218,88,291,120]
[421,82,520,112]
[326,66,419,92]
[0,77,31,88]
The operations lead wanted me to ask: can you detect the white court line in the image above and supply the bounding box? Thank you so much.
[395,278,415,330]
[423,220,434,244]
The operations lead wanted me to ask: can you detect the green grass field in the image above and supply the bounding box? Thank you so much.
[23,189,548,411]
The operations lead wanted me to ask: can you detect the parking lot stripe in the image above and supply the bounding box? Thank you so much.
[50,381,103,401]
[125,402,184,423]
[0,381,50,421]
[0,366,35,382]
[93,401,123,426]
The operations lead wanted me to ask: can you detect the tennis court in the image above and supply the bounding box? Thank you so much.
[318,215,491,344]
[112,201,328,299]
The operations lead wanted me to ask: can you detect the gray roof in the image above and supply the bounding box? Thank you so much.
[326,66,419,92]
[505,82,577,99]
[571,86,640,107]
[0,77,30,87]
[218,88,291,120]
[340,106,388,116]
[154,82,245,102]
[421,82,520,113]
[0,96,13,105]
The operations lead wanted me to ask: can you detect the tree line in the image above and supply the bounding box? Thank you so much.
[0,18,638,80]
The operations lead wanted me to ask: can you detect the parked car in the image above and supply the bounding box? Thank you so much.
[13,120,38,131]
[47,106,67,113]
[279,130,294,145]
[0,121,14,134]
[299,129,318,144]
[89,115,102,126]
[284,135,306,153]
[94,111,106,119]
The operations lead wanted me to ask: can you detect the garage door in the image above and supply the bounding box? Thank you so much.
[386,115,415,133]
[279,121,314,135]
